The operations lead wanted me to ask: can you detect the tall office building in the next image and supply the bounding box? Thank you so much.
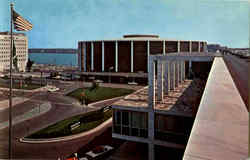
[0,32,28,72]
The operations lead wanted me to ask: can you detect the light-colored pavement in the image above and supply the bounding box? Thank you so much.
[0,102,51,130]
[0,97,29,111]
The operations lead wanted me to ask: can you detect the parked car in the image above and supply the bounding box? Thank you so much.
[79,157,88,160]
[66,157,78,160]
[85,145,114,160]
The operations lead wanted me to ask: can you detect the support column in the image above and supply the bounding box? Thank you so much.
[83,42,87,72]
[198,41,201,52]
[177,41,180,52]
[164,61,170,95]
[148,139,155,160]
[175,61,179,87]
[102,41,104,71]
[147,41,150,72]
[179,61,182,83]
[148,56,155,108]
[115,41,118,72]
[189,41,192,53]
[148,54,155,159]
[78,42,81,71]
[188,60,192,78]
[163,40,165,55]
[204,42,208,52]
[131,41,134,73]
[91,42,94,71]
[157,61,163,101]
[182,61,185,81]
[170,61,175,90]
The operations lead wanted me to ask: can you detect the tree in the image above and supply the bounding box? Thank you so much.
[26,58,34,72]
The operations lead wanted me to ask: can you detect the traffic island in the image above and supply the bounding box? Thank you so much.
[23,108,112,139]
[66,86,134,105]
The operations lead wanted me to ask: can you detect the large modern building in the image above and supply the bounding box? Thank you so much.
[78,34,207,73]
[0,32,28,72]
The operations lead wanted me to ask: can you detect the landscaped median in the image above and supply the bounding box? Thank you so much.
[20,86,134,143]
[25,108,112,139]
[67,86,134,105]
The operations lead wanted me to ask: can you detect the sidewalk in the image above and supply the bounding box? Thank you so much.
[0,102,51,130]
[0,97,29,111]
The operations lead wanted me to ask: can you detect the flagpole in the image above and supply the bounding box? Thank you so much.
[9,2,14,159]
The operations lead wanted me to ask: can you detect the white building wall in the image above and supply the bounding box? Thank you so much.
[0,34,28,72]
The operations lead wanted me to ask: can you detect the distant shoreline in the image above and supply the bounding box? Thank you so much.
[29,53,78,67]
[28,48,77,54]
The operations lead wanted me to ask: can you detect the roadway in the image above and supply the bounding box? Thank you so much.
[0,81,142,159]
[223,54,248,110]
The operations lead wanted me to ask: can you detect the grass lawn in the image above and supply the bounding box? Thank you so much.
[26,109,112,139]
[67,87,134,104]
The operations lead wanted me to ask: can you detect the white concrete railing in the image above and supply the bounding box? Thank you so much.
[183,57,248,160]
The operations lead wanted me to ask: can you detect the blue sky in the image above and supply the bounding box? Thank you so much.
[0,0,249,48]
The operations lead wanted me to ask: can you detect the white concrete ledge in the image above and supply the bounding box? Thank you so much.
[183,57,248,160]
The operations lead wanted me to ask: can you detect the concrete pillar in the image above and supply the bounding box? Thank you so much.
[198,41,201,52]
[177,41,180,52]
[175,61,179,87]
[148,54,155,159]
[91,42,94,71]
[147,41,150,72]
[204,42,208,52]
[163,40,165,55]
[157,61,163,101]
[189,60,192,70]
[189,41,192,53]
[170,61,175,90]
[102,41,104,71]
[179,61,182,83]
[115,41,118,72]
[188,60,192,77]
[182,61,185,81]
[131,41,134,73]
[148,56,155,108]
[164,61,170,95]
[78,42,81,71]
[83,42,87,72]
[148,140,155,160]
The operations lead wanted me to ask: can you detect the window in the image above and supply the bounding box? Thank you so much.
[122,111,129,126]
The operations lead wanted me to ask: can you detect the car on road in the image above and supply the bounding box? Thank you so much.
[46,85,60,92]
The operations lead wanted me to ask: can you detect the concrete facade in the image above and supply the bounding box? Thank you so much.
[112,52,218,160]
[78,35,207,72]
[0,32,28,72]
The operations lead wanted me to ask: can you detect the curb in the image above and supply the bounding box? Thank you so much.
[19,118,112,143]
